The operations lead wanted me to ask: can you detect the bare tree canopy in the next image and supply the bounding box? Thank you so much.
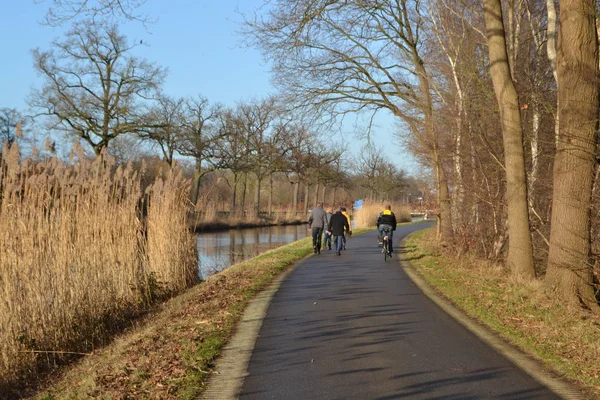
[30,20,166,154]
[244,0,427,123]
[139,95,186,167]
[34,0,153,26]
[0,108,26,147]
[244,0,455,242]
[355,145,407,201]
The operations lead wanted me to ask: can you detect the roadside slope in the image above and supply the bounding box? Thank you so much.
[403,228,600,399]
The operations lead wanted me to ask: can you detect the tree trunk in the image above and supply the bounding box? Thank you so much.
[433,150,453,243]
[230,172,238,216]
[254,175,262,217]
[191,159,202,208]
[410,34,453,244]
[303,182,310,216]
[331,186,337,207]
[268,173,273,216]
[546,0,560,146]
[292,180,299,214]
[545,0,598,308]
[314,182,320,207]
[241,173,248,218]
[484,0,535,277]
[529,100,540,206]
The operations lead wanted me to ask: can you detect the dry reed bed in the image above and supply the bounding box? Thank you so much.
[353,202,412,229]
[0,143,197,395]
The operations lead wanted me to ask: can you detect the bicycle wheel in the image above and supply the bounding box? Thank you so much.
[383,238,389,261]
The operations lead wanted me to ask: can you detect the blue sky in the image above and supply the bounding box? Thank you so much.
[0,0,418,174]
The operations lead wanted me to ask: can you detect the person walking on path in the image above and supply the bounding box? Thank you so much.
[327,207,350,256]
[308,202,328,254]
[323,208,333,250]
[341,207,352,250]
[377,204,397,255]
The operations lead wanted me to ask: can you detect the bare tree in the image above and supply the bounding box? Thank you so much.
[139,95,185,167]
[245,0,454,243]
[30,20,166,155]
[178,95,224,205]
[35,0,153,26]
[213,108,252,215]
[239,97,279,216]
[282,124,315,214]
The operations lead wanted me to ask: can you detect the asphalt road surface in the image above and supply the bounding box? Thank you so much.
[239,222,561,400]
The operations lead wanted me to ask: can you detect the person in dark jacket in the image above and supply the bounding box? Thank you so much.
[308,202,328,254]
[376,205,397,255]
[327,207,350,255]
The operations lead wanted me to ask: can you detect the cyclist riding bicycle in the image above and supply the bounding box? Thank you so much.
[377,205,397,255]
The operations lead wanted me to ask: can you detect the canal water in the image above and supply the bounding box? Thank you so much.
[196,224,310,279]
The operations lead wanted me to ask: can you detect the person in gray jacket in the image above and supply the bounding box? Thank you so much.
[308,202,328,254]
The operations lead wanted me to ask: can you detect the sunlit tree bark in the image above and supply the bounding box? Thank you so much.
[484,0,535,277]
[545,0,599,308]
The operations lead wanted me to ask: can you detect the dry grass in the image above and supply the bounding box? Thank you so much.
[0,143,197,397]
[146,170,198,292]
[30,236,316,400]
[405,228,600,398]
[353,202,412,229]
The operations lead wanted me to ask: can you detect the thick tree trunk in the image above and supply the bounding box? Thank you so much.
[484,0,535,277]
[314,182,320,207]
[545,0,598,308]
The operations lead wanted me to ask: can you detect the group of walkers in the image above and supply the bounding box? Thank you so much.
[308,203,352,256]
[308,202,398,257]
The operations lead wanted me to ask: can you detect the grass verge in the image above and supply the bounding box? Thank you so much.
[30,228,371,400]
[404,228,600,398]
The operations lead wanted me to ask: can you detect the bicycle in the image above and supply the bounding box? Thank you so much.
[381,228,392,261]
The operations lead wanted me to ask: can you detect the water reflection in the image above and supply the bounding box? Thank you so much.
[196,225,309,279]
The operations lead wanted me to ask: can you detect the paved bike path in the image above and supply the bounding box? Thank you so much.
[239,223,562,399]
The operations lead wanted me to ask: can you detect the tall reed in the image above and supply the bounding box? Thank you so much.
[0,143,197,392]
[353,202,412,229]
[146,169,198,292]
